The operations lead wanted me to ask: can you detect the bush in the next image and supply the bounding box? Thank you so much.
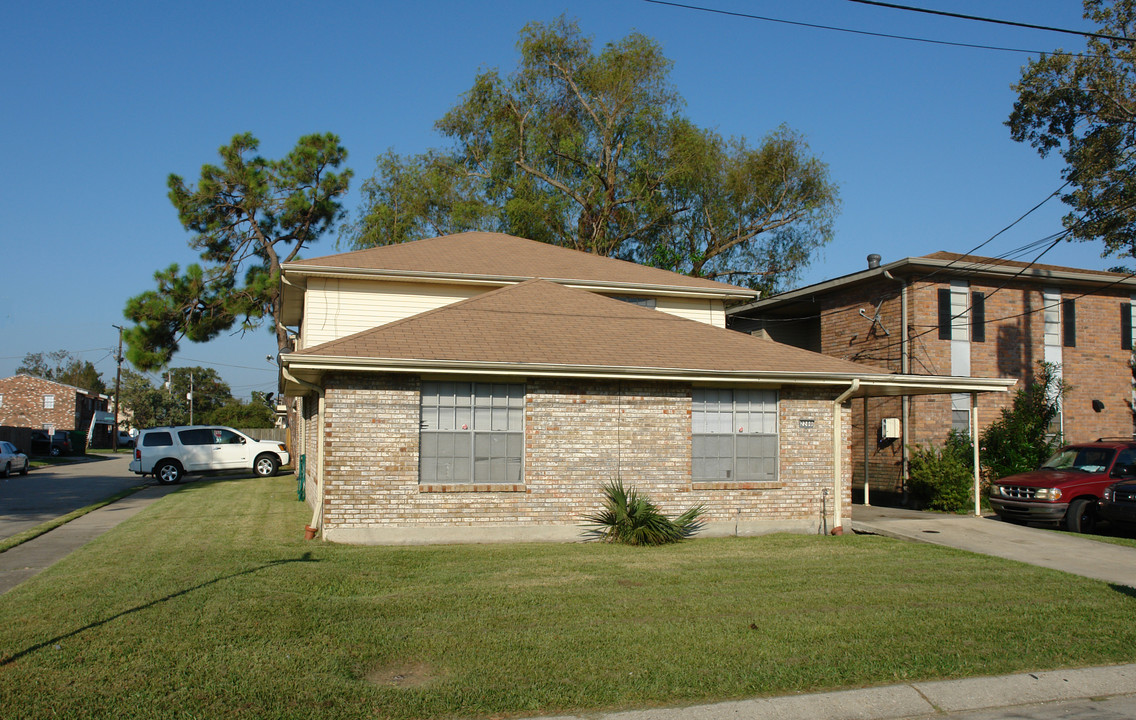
[980,361,1064,481]
[908,430,974,511]
[584,479,705,545]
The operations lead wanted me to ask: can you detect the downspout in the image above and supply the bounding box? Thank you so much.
[883,269,910,500]
[832,379,860,534]
[283,368,325,539]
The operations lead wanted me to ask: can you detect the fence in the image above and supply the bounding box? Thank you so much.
[234,427,287,443]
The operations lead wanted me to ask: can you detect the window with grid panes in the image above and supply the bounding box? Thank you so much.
[692,388,778,482]
[420,381,524,484]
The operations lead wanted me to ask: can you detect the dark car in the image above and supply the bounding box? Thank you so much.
[988,439,1136,533]
[1101,478,1136,526]
[28,430,73,457]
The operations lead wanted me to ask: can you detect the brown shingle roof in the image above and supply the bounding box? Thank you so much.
[290,232,754,296]
[292,279,887,376]
[921,251,1122,279]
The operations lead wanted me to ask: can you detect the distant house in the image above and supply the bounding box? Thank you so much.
[727,252,1136,503]
[0,374,109,436]
[279,233,1013,544]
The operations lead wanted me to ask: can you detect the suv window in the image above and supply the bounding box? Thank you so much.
[1113,448,1136,477]
[143,431,173,447]
[178,428,215,446]
[215,429,244,445]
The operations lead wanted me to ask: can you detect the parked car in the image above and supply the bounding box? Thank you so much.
[1100,477,1136,526]
[28,430,72,457]
[129,425,290,485]
[988,439,1136,533]
[0,441,29,477]
[116,430,135,449]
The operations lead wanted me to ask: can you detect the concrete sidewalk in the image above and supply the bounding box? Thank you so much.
[525,664,1136,720]
[0,483,177,594]
[852,504,1136,588]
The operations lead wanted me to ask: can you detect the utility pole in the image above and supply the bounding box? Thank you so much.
[188,373,194,425]
[112,325,124,451]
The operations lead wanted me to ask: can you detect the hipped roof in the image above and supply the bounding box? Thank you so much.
[283,232,755,297]
[282,279,1015,398]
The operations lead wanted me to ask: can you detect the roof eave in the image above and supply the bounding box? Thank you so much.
[280,353,1016,397]
[280,263,756,300]
[730,255,1136,315]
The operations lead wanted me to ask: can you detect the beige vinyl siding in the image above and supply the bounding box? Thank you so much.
[300,279,729,349]
[654,297,726,327]
[301,278,487,348]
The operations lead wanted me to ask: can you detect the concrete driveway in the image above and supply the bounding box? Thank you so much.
[853,504,1136,588]
[0,454,146,541]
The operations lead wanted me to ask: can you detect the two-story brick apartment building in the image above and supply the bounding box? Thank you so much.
[727,252,1136,503]
[0,374,109,436]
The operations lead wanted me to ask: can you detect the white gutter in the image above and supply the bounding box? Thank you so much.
[832,379,860,533]
[283,368,325,539]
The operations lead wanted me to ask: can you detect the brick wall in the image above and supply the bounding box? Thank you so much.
[0,375,81,431]
[811,276,1136,498]
[310,374,853,544]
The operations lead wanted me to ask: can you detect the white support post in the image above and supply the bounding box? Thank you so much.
[972,393,981,517]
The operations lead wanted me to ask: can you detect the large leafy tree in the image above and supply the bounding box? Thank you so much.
[205,391,276,429]
[349,18,837,292]
[1008,0,1136,257]
[17,350,107,394]
[118,367,237,427]
[118,370,180,429]
[125,132,352,369]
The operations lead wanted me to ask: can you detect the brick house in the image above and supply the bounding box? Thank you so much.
[727,251,1136,503]
[279,233,1013,544]
[0,374,109,436]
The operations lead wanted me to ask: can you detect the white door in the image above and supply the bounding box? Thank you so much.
[210,428,251,470]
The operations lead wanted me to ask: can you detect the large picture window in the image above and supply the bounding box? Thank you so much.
[692,388,778,482]
[420,381,524,484]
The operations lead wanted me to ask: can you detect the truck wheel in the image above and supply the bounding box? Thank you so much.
[156,461,183,485]
[1065,498,1097,534]
[49,446,61,457]
[254,454,279,478]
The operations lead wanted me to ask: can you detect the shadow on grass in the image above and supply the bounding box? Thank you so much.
[1111,584,1136,599]
[0,552,319,667]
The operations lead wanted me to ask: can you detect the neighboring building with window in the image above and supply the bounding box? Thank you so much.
[727,251,1136,503]
[0,374,108,437]
[280,233,1012,544]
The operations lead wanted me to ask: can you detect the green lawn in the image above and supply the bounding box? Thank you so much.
[2,476,1135,720]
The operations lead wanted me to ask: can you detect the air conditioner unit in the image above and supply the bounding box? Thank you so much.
[880,417,902,440]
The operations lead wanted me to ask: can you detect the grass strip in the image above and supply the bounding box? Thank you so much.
[0,483,149,553]
[2,476,1136,720]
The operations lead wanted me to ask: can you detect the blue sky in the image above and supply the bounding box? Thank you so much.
[0,0,1106,396]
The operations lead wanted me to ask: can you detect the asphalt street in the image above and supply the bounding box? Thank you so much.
[0,453,144,540]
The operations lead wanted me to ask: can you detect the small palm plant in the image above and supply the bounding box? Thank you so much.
[583,479,705,545]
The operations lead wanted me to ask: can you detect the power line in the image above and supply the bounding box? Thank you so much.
[846,0,1134,44]
[752,179,1075,327]
[642,0,1096,57]
[173,356,277,372]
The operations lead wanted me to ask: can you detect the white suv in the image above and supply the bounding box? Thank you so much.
[129,426,290,485]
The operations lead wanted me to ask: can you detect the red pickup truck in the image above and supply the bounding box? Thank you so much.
[988,439,1136,533]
